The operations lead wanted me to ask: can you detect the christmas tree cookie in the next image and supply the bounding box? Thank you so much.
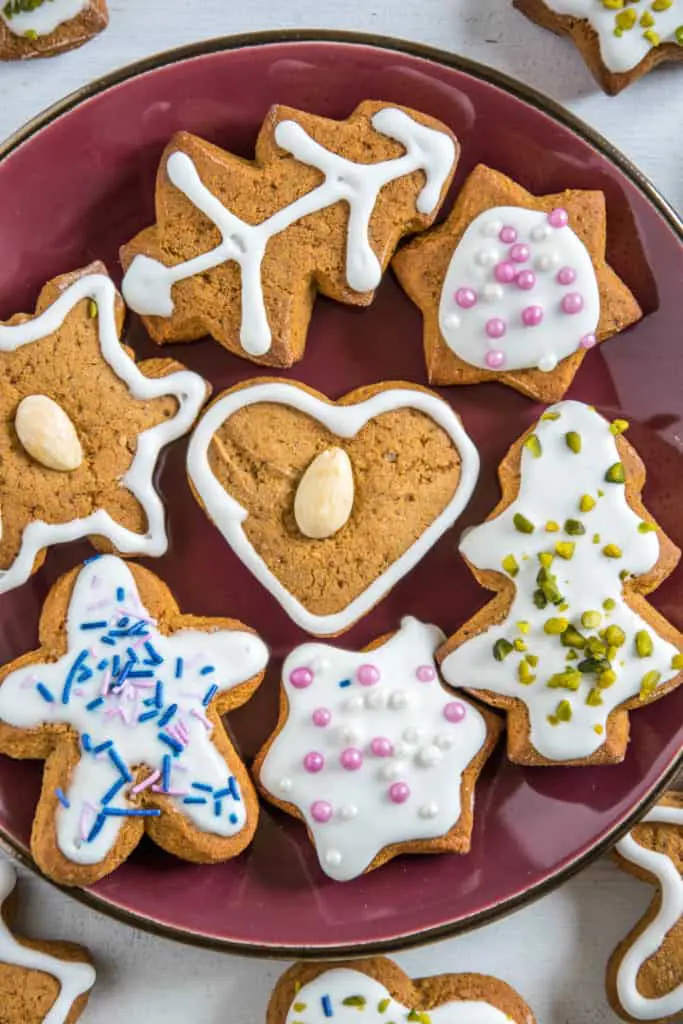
[438,400,683,765]
[514,0,683,95]
[392,164,641,402]
[0,0,108,60]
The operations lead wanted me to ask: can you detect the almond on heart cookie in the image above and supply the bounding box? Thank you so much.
[268,958,536,1023]
[254,616,501,881]
[0,263,208,595]
[187,379,480,636]
[0,858,95,1023]
[392,164,641,402]
[120,101,459,368]
[0,0,108,60]
[608,791,683,1022]
[514,0,683,95]
[0,555,269,885]
[438,401,683,766]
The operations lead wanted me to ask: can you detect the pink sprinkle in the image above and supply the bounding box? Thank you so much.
[388,782,411,804]
[499,225,517,244]
[455,287,477,309]
[416,665,436,682]
[312,708,331,727]
[509,243,530,263]
[561,293,584,315]
[580,333,597,349]
[516,270,536,290]
[190,708,213,731]
[357,664,380,687]
[311,800,333,823]
[90,575,101,589]
[131,770,161,794]
[494,261,516,284]
[485,349,506,369]
[152,785,189,797]
[132,680,155,690]
[289,667,314,689]
[486,318,506,340]
[73,687,85,697]
[20,674,38,689]
[444,701,467,723]
[100,669,111,697]
[370,737,393,757]
[79,804,95,842]
[340,747,363,771]
[304,751,325,773]
[557,266,576,286]
[522,305,544,327]
[548,208,569,228]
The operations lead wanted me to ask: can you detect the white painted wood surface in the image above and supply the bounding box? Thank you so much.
[0,2,680,1021]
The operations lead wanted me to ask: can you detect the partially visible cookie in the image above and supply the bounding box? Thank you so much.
[514,0,683,95]
[392,163,641,402]
[268,958,536,1023]
[0,858,95,1023]
[608,791,683,1022]
[0,0,108,60]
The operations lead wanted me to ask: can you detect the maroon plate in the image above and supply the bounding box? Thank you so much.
[0,31,681,956]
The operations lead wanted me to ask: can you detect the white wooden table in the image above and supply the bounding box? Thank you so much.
[0,3,680,1021]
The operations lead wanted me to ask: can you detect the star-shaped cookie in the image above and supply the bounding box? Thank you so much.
[0,263,208,594]
[393,164,642,402]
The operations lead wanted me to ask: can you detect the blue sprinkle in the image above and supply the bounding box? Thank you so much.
[82,733,92,752]
[87,812,106,842]
[101,777,126,806]
[62,650,89,704]
[142,697,157,707]
[102,808,161,818]
[157,703,178,727]
[96,659,108,670]
[78,667,93,682]
[182,796,207,805]
[338,678,352,688]
[213,777,240,802]
[84,554,102,565]
[175,657,183,679]
[158,732,183,756]
[214,800,222,816]
[116,587,125,602]
[229,813,238,825]
[112,655,121,678]
[55,788,70,809]
[202,684,218,707]
[93,740,112,754]
[199,665,214,676]
[161,754,171,792]
[100,636,116,647]
[137,710,159,723]
[114,660,134,688]
[126,646,139,664]
[154,681,163,709]
[108,747,132,782]
[36,683,54,703]
[191,782,213,793]
[143,642,163,666]
[80,620,108,630]
[86,697,104,711]
[130,621,148,636]
[128,669,154,679]
[321,995,333,1018]
[117,617,130,628]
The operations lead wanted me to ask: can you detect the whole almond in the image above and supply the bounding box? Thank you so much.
[294,447,354,540]
[15,395,83,472]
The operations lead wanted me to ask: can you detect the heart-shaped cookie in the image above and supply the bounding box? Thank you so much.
[187,380,479,636]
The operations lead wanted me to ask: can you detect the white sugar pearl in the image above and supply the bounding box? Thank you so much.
[535,252,558,272]
[325,850,343,867]
[365,690,385,710]
[402,727,422,744]
[531,224,551,242]
[393,742,408,759]
[389,690,408,710]
[434,733,453,750]
[279,777,293,793]
[475,248,498,268]
[380,762,401,781]
[538,353,559,373]
[482,283,503,303]
[345,695,364,712]
[339,804,358,821]
[443,312,461,330]
[416,744,442,768]
[482,219,503,239]
[419,801,439,819]
[340,725,361,745]
[310,656,331,673]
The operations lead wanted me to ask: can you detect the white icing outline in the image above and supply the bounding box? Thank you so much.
[0,0,87,37]
[187,383,480,635]
[616,805,683,1021]
[0,273,207,595]
[0,859,95,1024]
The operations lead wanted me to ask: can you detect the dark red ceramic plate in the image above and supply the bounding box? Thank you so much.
[0,31,682,956]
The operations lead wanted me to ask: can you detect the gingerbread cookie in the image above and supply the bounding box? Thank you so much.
[254,616,501,881]
[187,379,480,636]
[608,791,683,1022]
[0,0,107,60]
[268,958,536,1023]
[515,0,683,95]
[0,858,95,1023]
[438,400,683,766]
[0,555,269,885]
[392,164,641,402]
[0,264,208,595]
[120,101,459,368]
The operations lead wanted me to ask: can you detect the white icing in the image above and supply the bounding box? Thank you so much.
[438,206,600,373]
[0,556,268,865]
[284,968,511,1023]
[186,382,480,636]
[545,0,682,73]
[0,859,95,1024]
[122,108,456,357]
[0,0,87,37]
[615,805,683,1021]
[441,401,680,762]
[259,617,488,881]
[0,273,207,595]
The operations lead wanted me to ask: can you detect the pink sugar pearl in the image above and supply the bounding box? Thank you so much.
[289,667,313,689]
[389,782,411,804]
[311,800,333,823]
[455,287,477,309]
[304,751,325,773]
[485,349,506,369]
[556,266,576,286]
[580,333,597,349]
[561,293,584,315]
[486,318,506,340]
[371,737,393,757]
[522,305,544,327]
[494,261,516,284]
[509,243,530,264]
[312,707,331,727]
[416,665,436,682]
[548,208,569,228]
[357,663,380,687]
[499,225,517,244]
[444,701,467,723]
[516,269,536,290]
[340,747,363,771]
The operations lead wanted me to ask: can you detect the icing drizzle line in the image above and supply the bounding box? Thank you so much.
[0,0,87,37]
[122,108,456,356]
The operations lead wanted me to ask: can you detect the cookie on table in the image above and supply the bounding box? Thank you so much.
[607,791,683,1022]
[0,0,108,60]
[0,555,269,886]
[392,164,641,402]
[0,263,208,595]
[514,0,683,95]
[0,858,95,1023]
[254,616,501,882]
[438,400,683,766]
[120,101,459,368]
[268,957,536,1023]
[187,378,480,637]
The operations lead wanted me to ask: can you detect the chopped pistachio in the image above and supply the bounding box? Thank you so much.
[619,569,631,581]
[598,488,605,497]
[555,699,572,722]
[672,653,683,670]
[593,533,601,544]
[558,601,569,612]
[524,434,542,458]
[501,554,519,577]
[378,999,391,1013]
[638,521,656,534]
[87,299,98,319]
[547,669,582,691]
[639,670,661,700]
[513,638,527,652]
[513,512,535,534]
[565,650,578,661]
[580,494,596,513]
[598,669,617,688]
[517,621,530,634]
[541,411,561,421]
[564,518,586,536]
[525,653,539,667]
[545,520,560,533]
[609,419,629,435]
[604,625,625,648]
[518,660,536,685]
[493,638,514,661]
[293,1004,307,1013]
[605,462,625,484]
[586,687,604,707]
[581,610,602,629]
[343,996,368,1008]
[578,656,610,675]
[547,714,559,726]
[533,589,548,609]
[565,431,582,453]
[603,543,623,559]
[603,598,616,611]
[562,625,586,649]
[586,636,608,658]
[538,551,554,569]
[594,724,604,735]
[607,645,619,663]
[536,566,564,605]
[544,617,569,635]
[635,630,653,657]
[555,541,575,560]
